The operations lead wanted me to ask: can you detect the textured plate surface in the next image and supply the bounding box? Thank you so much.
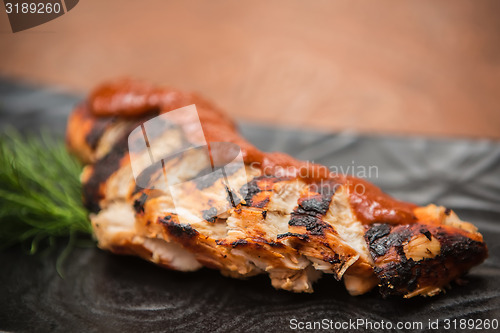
[0,78,499,332]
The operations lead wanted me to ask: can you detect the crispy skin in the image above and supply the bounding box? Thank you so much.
[67,79,488,297]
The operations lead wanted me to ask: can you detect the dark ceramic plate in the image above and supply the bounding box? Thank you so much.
[0,78,499,332]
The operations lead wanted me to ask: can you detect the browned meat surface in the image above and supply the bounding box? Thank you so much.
[67,78,488,298]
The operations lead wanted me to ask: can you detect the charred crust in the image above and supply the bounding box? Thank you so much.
[296,196,331,216]
[367,224,488,297]
[324,253,341,264]
[444,208,451,216]
[222,237,285,249]
[435,231,487,260]
[375,258,420,297]
[240,178,261,206]
[261,210,267,219]
[277,232,309,240]
[225,185,241,207]
[202,207,218,223]
[407,266,421,291]
[251,198,269,208]
[365,223,391,244]
[366,224,422,296]
[288,183,339,236]
[159,216,198,238]
[254,237,284,248]
[133,192,148,214]
[294,181,338,217]
[230,239,248,248]
[250,198,270,208]
[420,229,432,241]
[365,223,411,258]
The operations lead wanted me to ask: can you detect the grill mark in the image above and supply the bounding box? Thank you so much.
[289,215,326,236]
[277,232,309,240]
[230,239,248,247]
[159,216,198,239]
[82,101,117,150]
[240,180,264,207]
[295,196,331,216]
[83,114,158,213]
[131,150,188,195]
[82,133,130,213]
[193,163,243,190]
[133,192,148,214]
[222,237,285,249]
[133,163,163,195]
[240,175,291,208]
[288,181,339,236]
[225,184,241,208]
[194,169,225,190]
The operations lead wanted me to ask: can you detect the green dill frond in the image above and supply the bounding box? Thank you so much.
[0,129,92,257]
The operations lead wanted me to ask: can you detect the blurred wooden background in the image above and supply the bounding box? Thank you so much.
[1,0,499,138]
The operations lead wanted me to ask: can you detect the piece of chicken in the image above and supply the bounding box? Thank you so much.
[67,78,488,298]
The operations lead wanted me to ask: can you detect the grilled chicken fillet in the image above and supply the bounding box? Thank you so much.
[67,79,488,298]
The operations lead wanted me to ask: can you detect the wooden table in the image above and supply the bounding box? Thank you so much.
[1,0,499,139]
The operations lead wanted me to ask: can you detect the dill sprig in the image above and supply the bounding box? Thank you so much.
[0,129,92,271]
